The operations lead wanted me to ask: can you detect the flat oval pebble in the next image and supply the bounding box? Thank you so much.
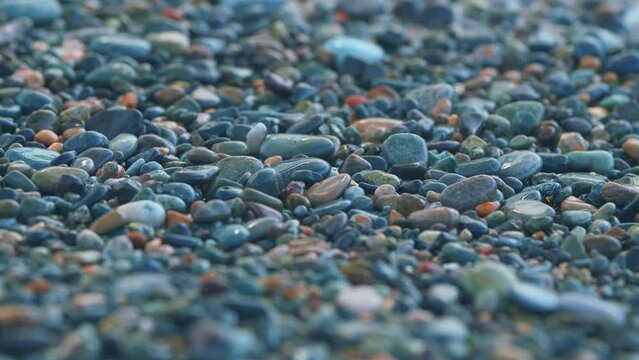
[272,158,331,184]
[566,150,614,174]
[440,175,498,211]
[349,118,403,143]
[90,35,151,60]
[307,174,351,206]
[0,0,62,24]
[408,207,460,229]
[86,110,144,140]
[511,282,559,312]
[323,36,385,65]
[336,286,384,315]
[259,134,338,159]
[497,151,542,180]
[32,167,89,193]
[4,147,59,170]
[504,200,556,221]
[91,200,166,234]
[558,293,627,326]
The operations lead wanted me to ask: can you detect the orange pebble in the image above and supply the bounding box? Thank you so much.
[579,56,601,70]
[475,201,500,217]
[47,142,64,152]
[82,265,100,275]
[523,63,544,77]
[121,91,138,109]
[431,98,452,119]
[447,114,459,127]
[24,279,49,294]
[388,209,406,225]
[166,210,193,228]
[34,130,59,146]
[603,71,618,84]
[366,86,399,102]
[532,230,545,240]
[351,213,373,227]
[62,127,85,140]
[577,92,590,104]
[254,79,266,93]
[300,225,315,237]
[264,156,283,167]
[345,95,368,107]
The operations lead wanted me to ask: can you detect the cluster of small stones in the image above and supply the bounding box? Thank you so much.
[3,0,639,359]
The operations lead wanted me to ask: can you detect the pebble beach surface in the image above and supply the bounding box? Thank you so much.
[3,0,639,359]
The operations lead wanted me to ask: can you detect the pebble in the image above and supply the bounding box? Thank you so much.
[323,36,385,66]
[217,156,264,182]
[4,147,59,170]
[464,261,517,297]
[497,151,542,180]
[32,167,89,193]
[382,133,428,166]
[349,118,403,142]
[213,224,250,250]
[63,131,109,153]
[558,293,627,326]
[307,174,350,206]
[259,134,338,159]
[86,110,144,140]
[90,200,166,234]
[566,150,615,174]
[440,175,498,211]
[510,282,559,312]
[0,0,61,24]
[406,83,454,115]
[408,207,460,229]
[90,35,151,60]
[504,200,556,222]
[495,101,545,135]
[336,286,384,315]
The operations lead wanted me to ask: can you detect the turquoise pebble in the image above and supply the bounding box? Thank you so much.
[566,150,614,174]
[323,36,385,65]
[381,133,428,166]
[259,134,338,159]
[5,148,59,170]
[214,224,250,250]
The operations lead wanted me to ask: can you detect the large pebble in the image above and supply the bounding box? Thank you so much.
[408,207,460,229]
[440,175,498,211]
[86,110,144,140]
[4,147,59,170]
[90,200,166,234]
[323,36,385,65]
[32,167,89,193]
[497,151,542,180]
[381,133,428,166]
[336,286,384,315]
